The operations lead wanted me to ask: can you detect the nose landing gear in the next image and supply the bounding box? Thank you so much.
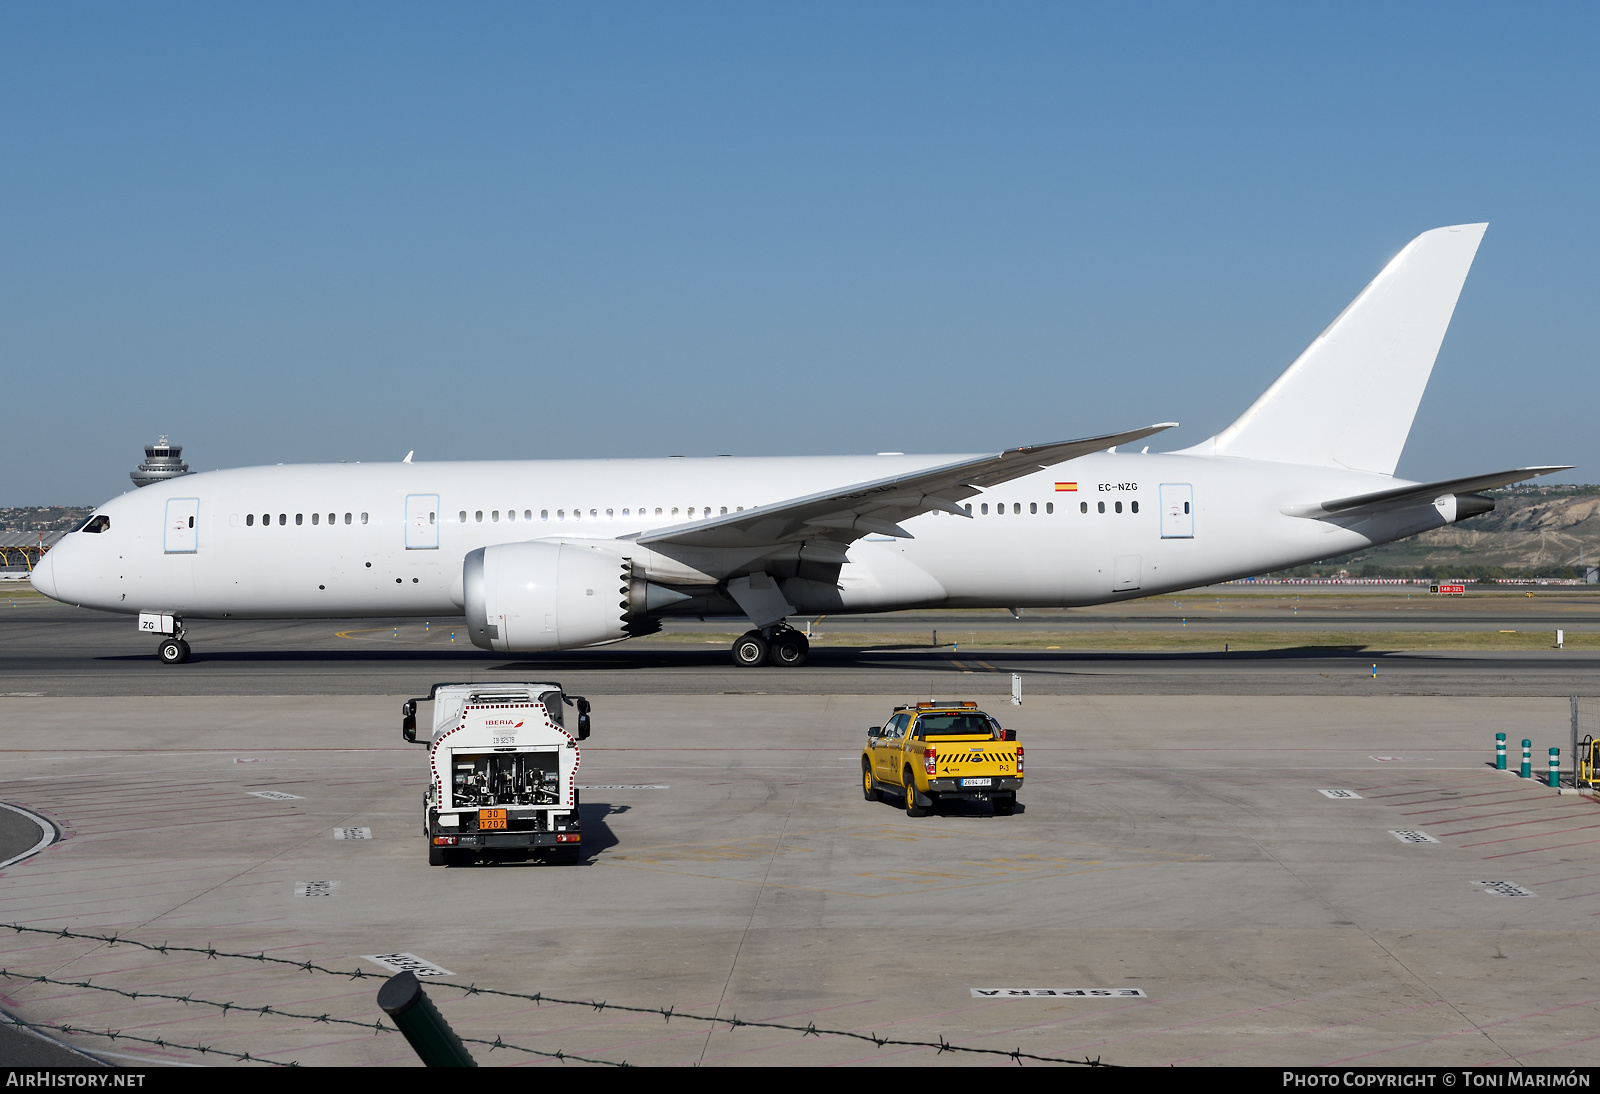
[729,625,809,668]
[141,612,190,665]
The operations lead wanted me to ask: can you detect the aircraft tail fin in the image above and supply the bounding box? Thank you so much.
[1190,223,1488,475]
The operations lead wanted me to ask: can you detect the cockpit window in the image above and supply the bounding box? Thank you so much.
[79,515,110,534]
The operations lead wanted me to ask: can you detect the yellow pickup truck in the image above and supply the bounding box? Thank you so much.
[862,702,1022,816]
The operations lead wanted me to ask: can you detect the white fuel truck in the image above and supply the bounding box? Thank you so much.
[402,682,591,866]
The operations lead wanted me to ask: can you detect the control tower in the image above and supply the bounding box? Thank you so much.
[130,436,191,488]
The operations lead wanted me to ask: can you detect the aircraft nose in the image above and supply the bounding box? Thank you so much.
[30,548,58,599]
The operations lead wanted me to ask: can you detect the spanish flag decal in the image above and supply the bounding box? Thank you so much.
[1055,482,1078,492]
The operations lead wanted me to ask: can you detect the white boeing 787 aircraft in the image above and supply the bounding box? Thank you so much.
[31,224,1567,667]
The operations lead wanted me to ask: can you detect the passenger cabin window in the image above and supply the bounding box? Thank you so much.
[279,513,287,525]
[1097,502,1104,514]
[1080,502,1087,513]
[524,510,531,521]
[1114,502,1122,513]
[1046,503,1053,514]
[492,511,499,522]
[360,513,368,524]
[980,503,988,514]
[507,510,515,522]
[312,513,319,525]
[459,511,467,522]
[295,513,303,525]
[1013,503,1021,514]
[79,515,110,533]
[541,510,548,521]
[345,513,352,524]
[1185,501,1191,514]
[245,514,254,527]
[475,511,483,522]
[1030,502,1037,514]
[1131,500,1139,514]
[329,513,336,524]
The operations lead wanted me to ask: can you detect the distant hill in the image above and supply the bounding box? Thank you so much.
[0,506,95,536]
[1272,484,1600,580]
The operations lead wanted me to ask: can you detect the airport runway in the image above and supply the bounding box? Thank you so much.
[3,590,1599,1067]
[2,595,1596,696]
[0,693,1595,1067]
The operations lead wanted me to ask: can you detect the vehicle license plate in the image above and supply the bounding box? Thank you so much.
[479,808,507,830]
[961,778,992,788]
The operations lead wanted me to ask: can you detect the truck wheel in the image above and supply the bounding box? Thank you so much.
[550,846,581,865]
[994,794,1016,816]
[862,764,879,801]
[731,632,768,668]
[903,769,927,817]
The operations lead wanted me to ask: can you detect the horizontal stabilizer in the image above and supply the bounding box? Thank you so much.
[1281,466,1572,519]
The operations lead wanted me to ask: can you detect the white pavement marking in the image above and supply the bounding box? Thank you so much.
[294,880,339,897]
[362,952,454,977]
[332,827,372,840]
[1318,789,1363,799]
[0,802,57,869]
[579,785,670,790]
[1473,880,1537,897]
[971,988,1148,998]
[248,790,304,800]
[1389,830,1439,844]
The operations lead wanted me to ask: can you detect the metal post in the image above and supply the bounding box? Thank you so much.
[1548,747,1561,789]
[1496,733,1506,770]
[1011,672,1022,706]
[1573,697,1580,785]
[1520,739,1532,779]
[377,971,477,1067]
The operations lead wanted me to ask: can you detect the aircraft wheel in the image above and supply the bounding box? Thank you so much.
[731,631,768,668]
[768,631,809,667]
[158,638,190,665]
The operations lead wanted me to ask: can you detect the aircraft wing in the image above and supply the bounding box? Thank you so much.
[1282,466,1572,519]
[634,423,1179,551]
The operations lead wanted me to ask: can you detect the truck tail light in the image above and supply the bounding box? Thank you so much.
[432,836,459,846]
[1015,746,1024,774]
[555,833,580,843]
[924,746,937,776]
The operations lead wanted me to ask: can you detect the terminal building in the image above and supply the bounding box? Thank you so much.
[130,435,190,488]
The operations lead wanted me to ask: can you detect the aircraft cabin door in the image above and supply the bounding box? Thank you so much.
[405,494,439,550]
[1159,484,1194,539]
[164,498,200,554]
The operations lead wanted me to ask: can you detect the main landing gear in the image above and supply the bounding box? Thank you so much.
[730,625,810,668]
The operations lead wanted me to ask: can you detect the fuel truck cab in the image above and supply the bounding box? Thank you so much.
[402,682,592,866]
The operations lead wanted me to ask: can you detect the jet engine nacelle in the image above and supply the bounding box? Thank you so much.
[464,541,631,653]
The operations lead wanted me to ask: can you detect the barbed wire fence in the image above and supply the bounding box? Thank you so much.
[0,923,1112,1067]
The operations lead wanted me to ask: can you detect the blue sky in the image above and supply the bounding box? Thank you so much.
[3,3,1596,504]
